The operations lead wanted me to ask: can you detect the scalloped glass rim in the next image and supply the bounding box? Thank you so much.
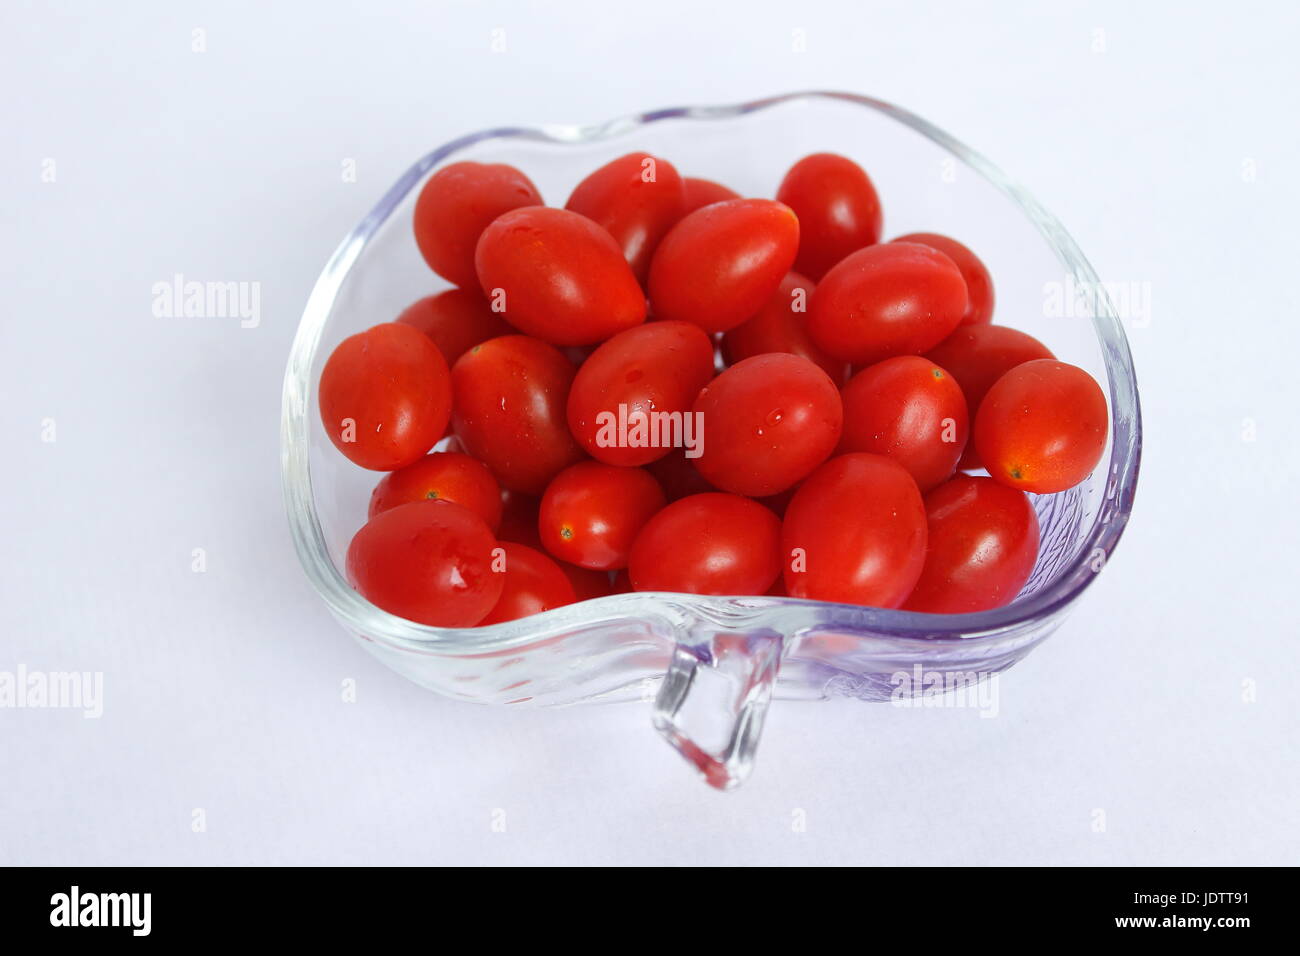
[281,90,1142,656]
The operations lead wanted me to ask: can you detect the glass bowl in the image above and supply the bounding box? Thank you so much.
[281,91,1142,790]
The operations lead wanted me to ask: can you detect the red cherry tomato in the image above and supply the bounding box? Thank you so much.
[692,353,842,496]
[974,360,1108,494]
[558,561,615,602]
[413,161,542,289]
[776,153,883,280]
[474,206,647,346]
[396,288,511,365]
[478,543,576,626]
[925,324,1055,470]
[496,489,542,549]
[644,446,716,501]
[681,177,740,214]
[628,493,781,595]
[319,323,451,471]
[566,320,716,467]
[839,356,969,492]
[647,199,799,333]
[808,242,969,365]
[721,271,848,383]
[782,453,927,608]
[565,152,686,283]
[902,475,1039,613]
[451,335,584,495]
[539,462,666,570]
[368,451,503,530]
[346,500,503,627]
[892,233,994,326]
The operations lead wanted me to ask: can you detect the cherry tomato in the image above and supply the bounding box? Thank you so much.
[681,177,740,214]
[539,462,666,570]
[776,153,883,280]
[567,320,716,466]
[892,233,994,326]
[628,493,781,595]
[368,451,503,530]
[346,499,502,627]
[413,161,542,289]
[478,543,576,626]
[558,561,615,602]
[808,242,969,365]
[721,271,848,383]
[644,446,716,501]
[451,335,584,495]
[647,199,799,333]
[839,356,969,492]
[692,353,842,496]
[564,152,686,283]
[319,323,451,471]
[925,324,1055,470]
[974,359,1108,494]
[474,206,647,346]
[782,453,927,608]
[496,489,542,549]
[396,288,511,365]
[902,475,1039,613]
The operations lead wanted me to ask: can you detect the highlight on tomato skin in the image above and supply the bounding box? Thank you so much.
[925,324,1056,470]
[566,320,716,467]
[318,322,452,472]
[564,152,687,284]
[413,161,543,289]
[776,152,883,281]
[346,499,503,628]
[692,352,843,497]
[628,493,782,596]
[646,198,800,334]
[891,232,995,327]
[902,475,1040,614]
[368,451,503,530]
[450,335,585,496]
[807,241,970,366]
[838,355,969,493]
[539,461,666,571]
[781,452,928,609]
[974,359,1109,495]
[474,206,648,346]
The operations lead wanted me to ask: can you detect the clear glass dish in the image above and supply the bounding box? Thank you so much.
[281,92,1142,789]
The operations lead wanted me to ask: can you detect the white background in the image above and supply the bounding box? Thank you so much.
[2,0,1298,866]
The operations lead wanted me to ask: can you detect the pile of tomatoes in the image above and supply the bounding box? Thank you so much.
[320,150,1108,628]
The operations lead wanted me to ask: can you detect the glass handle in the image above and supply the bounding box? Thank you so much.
[652,630,784,790]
